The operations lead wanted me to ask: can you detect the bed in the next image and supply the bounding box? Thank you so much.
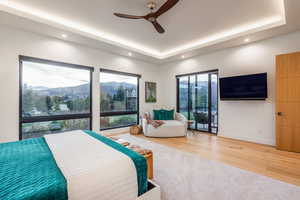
[0,130,154,200]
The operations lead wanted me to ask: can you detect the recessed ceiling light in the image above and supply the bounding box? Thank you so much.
[244,38,250,42]
[181,55,185,59]
[61,34,68,38]
[128,52,132,56]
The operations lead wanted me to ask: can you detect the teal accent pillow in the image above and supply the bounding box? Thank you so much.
[153,109,162,120]
[153,109,174,120]
[164,109,174,120]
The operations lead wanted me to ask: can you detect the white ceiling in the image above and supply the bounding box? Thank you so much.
[0,0,299,63]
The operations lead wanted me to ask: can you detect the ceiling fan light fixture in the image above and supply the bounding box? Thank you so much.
[147,1,156,10]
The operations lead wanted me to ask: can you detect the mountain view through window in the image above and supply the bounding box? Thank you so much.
[100,71,139,130]
[20,58,92,139]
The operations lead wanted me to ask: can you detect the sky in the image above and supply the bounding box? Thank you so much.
[23,61,90,88]
[23,61,137,88]
[100,72,137,85]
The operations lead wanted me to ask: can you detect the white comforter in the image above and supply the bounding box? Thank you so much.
[45,130,138,200]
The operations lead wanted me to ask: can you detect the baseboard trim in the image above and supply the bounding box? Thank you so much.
[218,132,275,146]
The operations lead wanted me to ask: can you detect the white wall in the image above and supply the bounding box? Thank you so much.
[0,25,162,142]
[160,31,300,145]
[1,24,300,145]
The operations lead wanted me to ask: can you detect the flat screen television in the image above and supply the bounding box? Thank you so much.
[220,73,267,100]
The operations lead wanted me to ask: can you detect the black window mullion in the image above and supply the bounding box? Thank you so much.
[90,70,93,130]
[19,58,23,140]
[188,76,191,122]
[195,75,198,130]
[208,74,212,133]
[100,68,141,78]
[137,77,140,125]
[100,111,138,117]
[176,78,179,112]
[22,113,92,123]
[19,55,94,71]
[100,124,137,131]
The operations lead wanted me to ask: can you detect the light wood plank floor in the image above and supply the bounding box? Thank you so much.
[132,131,300,186]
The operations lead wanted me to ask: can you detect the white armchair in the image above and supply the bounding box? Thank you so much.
[142,112,187,138]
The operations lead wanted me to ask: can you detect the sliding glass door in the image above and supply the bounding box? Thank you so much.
[177,70,218,134]
[210,73,218,133]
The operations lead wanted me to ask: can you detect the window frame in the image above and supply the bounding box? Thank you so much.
[99,68,141,131]
[19,55,94,140]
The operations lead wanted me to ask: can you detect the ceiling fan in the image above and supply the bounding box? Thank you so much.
[114,0,179,34]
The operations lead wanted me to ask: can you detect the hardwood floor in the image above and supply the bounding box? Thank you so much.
[133,131,300,186]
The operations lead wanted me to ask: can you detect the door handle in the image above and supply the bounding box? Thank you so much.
[277,112,283,116]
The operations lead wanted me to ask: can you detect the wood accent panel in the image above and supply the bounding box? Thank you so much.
[130,132,300,186]
[276,52,300,152]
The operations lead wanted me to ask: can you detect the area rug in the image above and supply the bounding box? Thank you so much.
[119,134,300,200]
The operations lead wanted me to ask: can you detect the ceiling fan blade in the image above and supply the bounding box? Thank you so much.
[154,0,179,18]
[114,13,144,19]
[151,21,165,33]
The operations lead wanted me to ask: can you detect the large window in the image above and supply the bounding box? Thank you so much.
[100,69,140,130]
[20,56,93,140]
[177,70,218,134]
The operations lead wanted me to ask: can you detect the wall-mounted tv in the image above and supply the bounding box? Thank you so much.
[220,73,267,100]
